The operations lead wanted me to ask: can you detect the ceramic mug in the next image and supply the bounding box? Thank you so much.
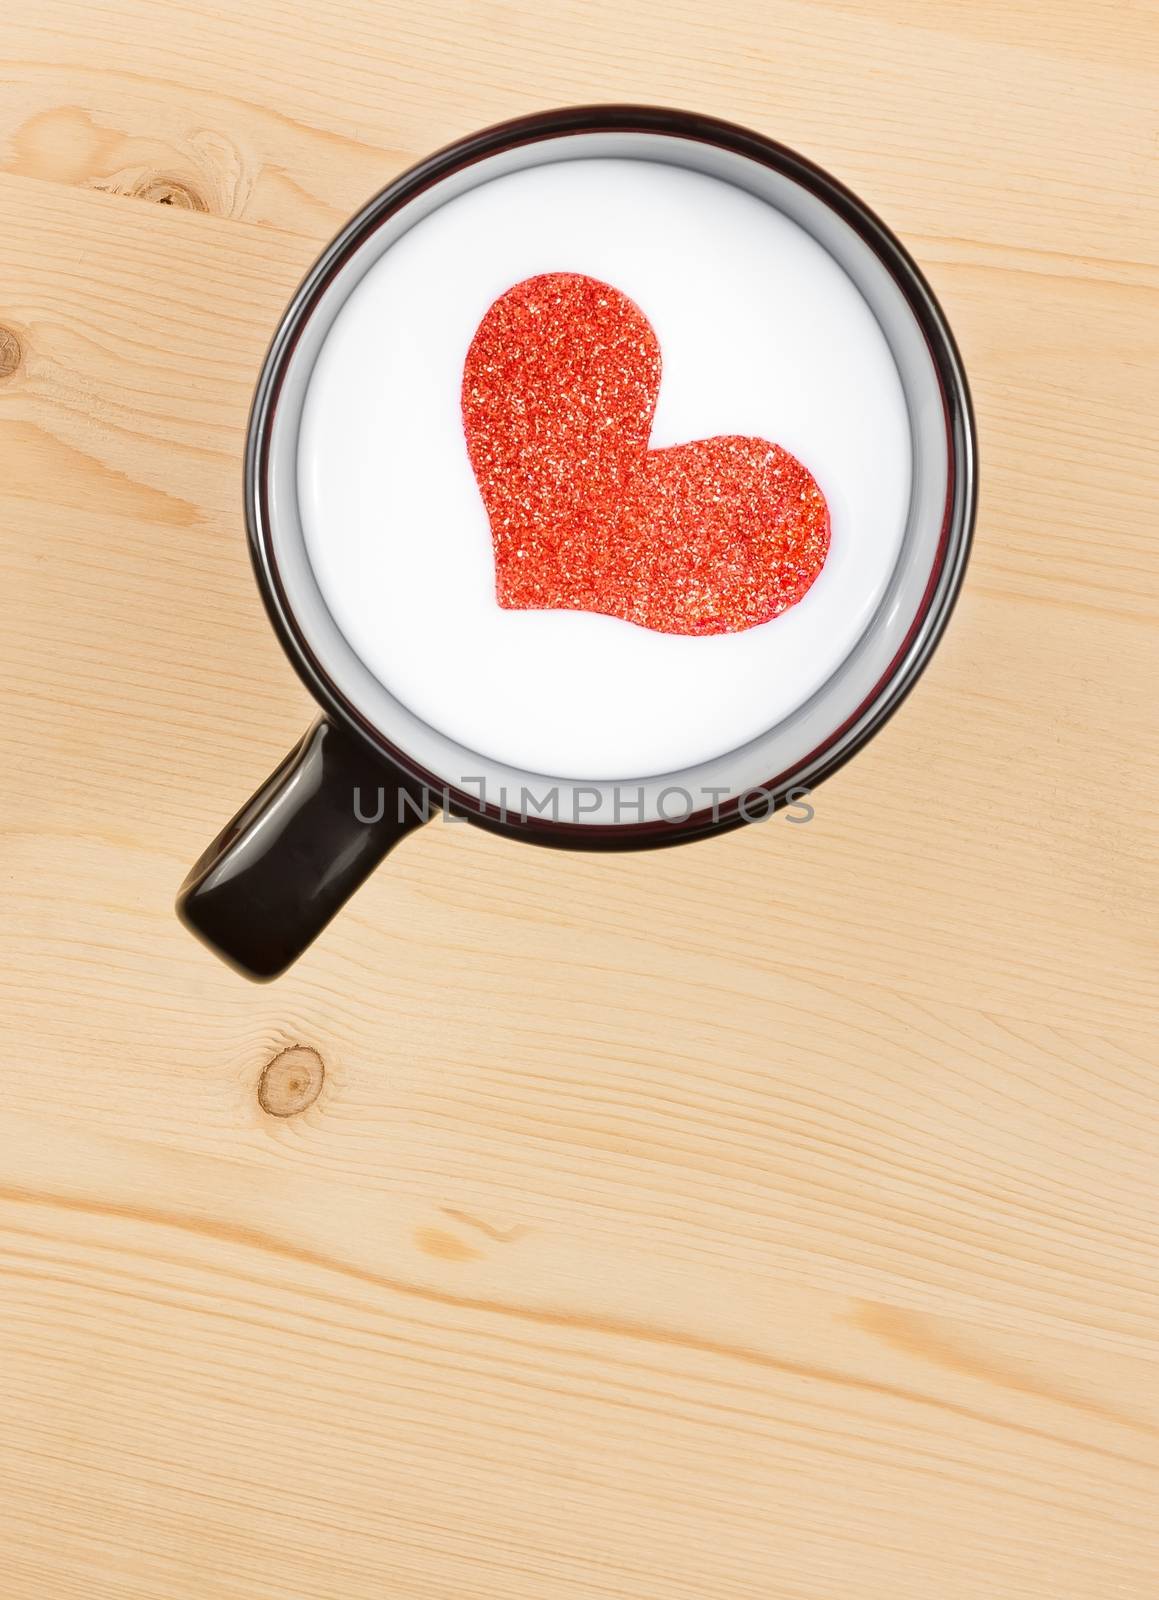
[178,105,976,980]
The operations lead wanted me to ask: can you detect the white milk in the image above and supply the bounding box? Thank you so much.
[298,158,912,781]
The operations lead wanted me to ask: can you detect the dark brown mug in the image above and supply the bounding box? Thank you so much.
[178,105,976,980]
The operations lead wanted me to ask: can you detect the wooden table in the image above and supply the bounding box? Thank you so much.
[2,3,1156,1596]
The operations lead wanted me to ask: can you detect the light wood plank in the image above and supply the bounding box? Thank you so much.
[0,1,1156,1597]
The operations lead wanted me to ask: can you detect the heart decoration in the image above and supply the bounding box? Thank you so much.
[462,272,830,637]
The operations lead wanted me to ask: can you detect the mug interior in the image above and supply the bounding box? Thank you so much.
[255,115,971,835]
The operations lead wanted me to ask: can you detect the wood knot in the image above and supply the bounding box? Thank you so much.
[0,326,23,380]
[132,174,208,212]
[258,1046,324,1117]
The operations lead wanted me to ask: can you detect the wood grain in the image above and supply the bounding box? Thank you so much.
[1,2,1157,1596]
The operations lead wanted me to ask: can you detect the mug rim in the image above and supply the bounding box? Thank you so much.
[246,103,977,850]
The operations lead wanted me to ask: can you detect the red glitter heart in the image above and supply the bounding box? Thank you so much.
[462,272,830,636]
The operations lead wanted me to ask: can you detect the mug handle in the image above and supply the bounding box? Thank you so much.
[177,716,429,980]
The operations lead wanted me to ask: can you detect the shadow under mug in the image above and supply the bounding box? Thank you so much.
[178,104,977,981]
